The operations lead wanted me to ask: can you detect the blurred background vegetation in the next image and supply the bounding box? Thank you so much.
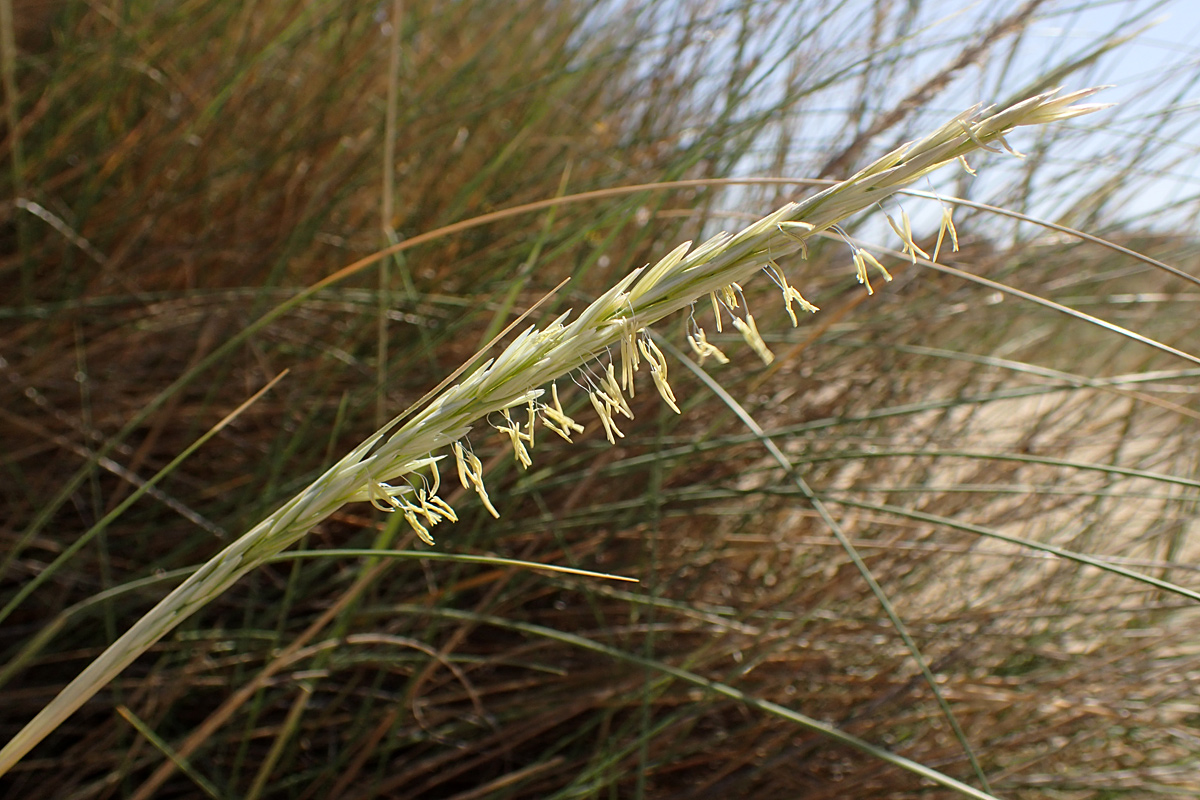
[2,0,1199,797]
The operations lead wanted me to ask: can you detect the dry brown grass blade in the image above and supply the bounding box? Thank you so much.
[125,560,392,800]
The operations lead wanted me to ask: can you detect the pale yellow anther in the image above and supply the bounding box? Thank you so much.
[786,286,819,317]
[776,220,812,259]
[428,457,441,496]
[636,339,658,382]
[633,336,680,413]
[465,449,484,480]
[732,313,774,365]
[769,260,818,324]
[548,409,585,436]
[588,389,623,444]
[368,481,402,512]
[587,390,610,442]
[542,382,585,442]
[604,362,633,418]
[454,444,500,518]
[886,209,930,264]
[453,441,470,490]
[853,251,874,295]
[465,449,500,518]
[637,337,665,375]
[859,248,892,286]
[598,392,626,438]
[958,154,977,175]
[427,494,458,523]
[416,489,444,525]
[649,363,681,414]
[499,409,532,469]
[619,319,640,394]
[687,327,729,365]
[957,119,1004,154]
[477,487,500,518]
[710,291,723,332]
[368,482,424,523]
[541,417,571,441]
[403,509,435,546]
[506,408,532,443]
[705,332,731,364]
[933,205,959,263]
[719,282,742,310]
[526,397,537,449]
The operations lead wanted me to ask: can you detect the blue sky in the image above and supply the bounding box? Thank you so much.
[794,0,1200,231]
[624,0,1200,236]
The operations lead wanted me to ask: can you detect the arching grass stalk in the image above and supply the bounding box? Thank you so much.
[0,88,1106,776]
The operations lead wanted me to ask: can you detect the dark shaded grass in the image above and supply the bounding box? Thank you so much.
[2,0,1200,797]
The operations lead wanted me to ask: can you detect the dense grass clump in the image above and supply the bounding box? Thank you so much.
[2,1,1199,797]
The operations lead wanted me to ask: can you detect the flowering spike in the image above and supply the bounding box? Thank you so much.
[593,377,632,421]
[0,94,1115,775]
[995,134,1024,158]
[452,444,501,518]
